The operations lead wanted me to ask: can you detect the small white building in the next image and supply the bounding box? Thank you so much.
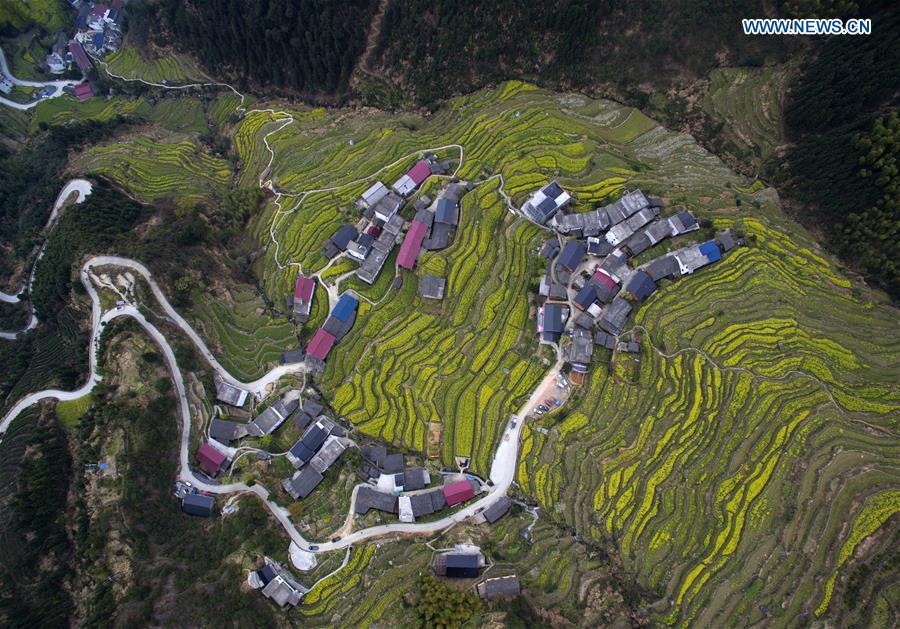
[357,181,389,209]
[398,495,414,523]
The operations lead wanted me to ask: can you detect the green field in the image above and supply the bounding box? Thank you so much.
[517,211,899,624]
[101,44,210,84]
[52,80,900,625]
[703,65,792,164]
[72,137,231,209]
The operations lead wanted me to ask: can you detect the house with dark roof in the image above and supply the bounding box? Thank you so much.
[247,394,299,436]
[196,442,227,477]
[382,452,405,475]
[540,303,565,343]
[214,376,248,407]
[258,558,308,607]
[361,445,387,468]
[355,486,399,515]
[347,233,375,262]
[593,330,617,349]
[590,270,619,303]
[373,192,404,222]
[476,575,520,599]
[282,467,324,500]
[401,467,431,491]
[410,489,447,517]
[599,248,629,283]
[598,298,632,335]
[435,199,459,225]
[293,400,324,431]
[587,238,614,257]
[433,552,483,578]
[624,270,657,301]
[669,210,699,235]
[481,496,512,524]
[539,273,568,301]
[182,493,215,517]
[280,348,304,364]
[327,224,358,255]
[539,239,561,260]
[558,239,586,272]
[521,181,571,224]
[574,311,594,329]
[309,436,348,474]
[606,207,660,246]
[287,416,335,467]
[209,419,249,444]
[718,230,736,251]
[574,284,598,311]
[617,341,640,353]
[419,275,446,300]
[645,255,680,281]
[568,328,594,370]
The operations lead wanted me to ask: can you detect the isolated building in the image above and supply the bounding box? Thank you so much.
[481,496,512,524]
[419,275,446,300]
[181,493,214,517]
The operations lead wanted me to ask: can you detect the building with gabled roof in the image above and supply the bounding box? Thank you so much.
[644,255,680,281]
[68,40,91,72]
[196,442,227,477]
[419,274,446,300]
[258,558,308,607]
[355,486,399,515]
[209,419,250,444]
[593,330,617,349]
[598,297,632,335]
[624,270,657,301]
[606,207,660,245]
[392,160,433,196]
[482,496,512,524]
[397,220,429,269]
[558,239,586,272]
[574,284,598,311]
[568,328,594,369]
[443,479,477,507]
[282,467,324,500]
[521,181,571,224]
[306,328,336,362]
[435,198,459,225]
[476,575,520,599]
[214,376,248,407]
[291,275,315,321]
[539,303,565,343]
[309,436,348,474]
[182,493,215,517]
[248,395,299,436]
[373,191,404,222]
[590,270,619,303]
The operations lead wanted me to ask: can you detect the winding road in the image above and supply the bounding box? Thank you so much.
[0,178,93,339]
[0,249,556,554]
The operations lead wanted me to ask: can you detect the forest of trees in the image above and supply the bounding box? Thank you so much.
[135,0,378,95]
[778,6,899,298]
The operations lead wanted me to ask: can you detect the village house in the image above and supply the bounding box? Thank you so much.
[323,224,358,258]
[255,558,308,608]
[196,442,228,477]
[539,303,565,343]
[481,496,512,524]
[443,478,478,507]
[293,399,324,431]
[598,297,632,336]
[355,181,389,212]
[557,239,586,273]
[209,418,250,444]
[214,375,248,407]
[568,328,594,373]
[624,269,657,301]
[521,181,571,224]
[397,218,430,270]
[606,207,660,246]
[392,158,435,197]
[476,575,521,600]
[282,466,323,500]
[290,274,315,322]
[354,486,399,515]
[418,275,446,300]
[593,330,617,350]
[357,213,404,284]
[372,191,404,222]
[433,548,485,578]
[247,393,299,436]
[181,493,215,517]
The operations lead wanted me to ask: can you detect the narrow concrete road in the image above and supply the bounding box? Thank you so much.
[0,179,93,339]
[0,253,560,554]
[0,46,83,110]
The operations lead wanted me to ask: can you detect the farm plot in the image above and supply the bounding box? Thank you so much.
[189,286,297,381]
[517,212,900,625]
[72,137,231,209]
[703,65,792,163]
[101,44,210,83]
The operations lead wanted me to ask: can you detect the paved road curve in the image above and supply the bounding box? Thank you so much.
[0,46,83,110]
[0,253,558,553]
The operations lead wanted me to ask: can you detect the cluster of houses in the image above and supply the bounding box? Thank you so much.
[282,400,351,500]
[38,1,126,101]
[528,183,738,382]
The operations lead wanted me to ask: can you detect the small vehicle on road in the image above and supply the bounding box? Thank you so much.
[532,407,544,415]
[537,405,550,413]
[331,536,342,543]
[309,545,319,551]
[509,419,517,428]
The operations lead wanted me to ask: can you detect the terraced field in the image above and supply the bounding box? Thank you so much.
[518,210,900,625]
[189,286,297,381]
[703,66,792,163]
[72,137,231,209]
[101,44,210,84]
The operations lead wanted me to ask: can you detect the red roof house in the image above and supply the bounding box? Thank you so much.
[592,271,618,291]
[293,275,315,319]
[68,41,91,73]
[197,442,226,477]
[307,328,336,361]
[443,480,475,507]
[406,161,432,185]
[397,220,429,269]
[73,83,93,101]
